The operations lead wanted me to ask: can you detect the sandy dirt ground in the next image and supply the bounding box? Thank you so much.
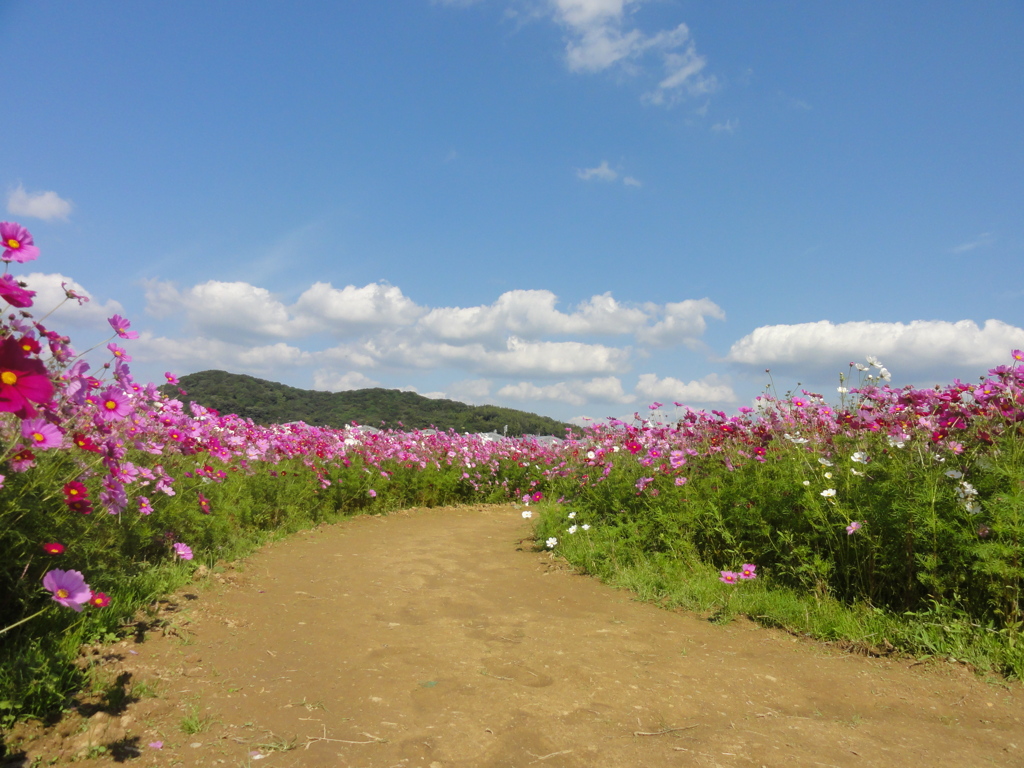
[6,504,1024,767]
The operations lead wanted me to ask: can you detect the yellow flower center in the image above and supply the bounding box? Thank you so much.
[31,432,44,443]
[105,400,117,410]
[6,238,20,249]
[57,588,69,599]
[1,371,17,386]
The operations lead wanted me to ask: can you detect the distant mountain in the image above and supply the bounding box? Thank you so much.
[165,370,574,437]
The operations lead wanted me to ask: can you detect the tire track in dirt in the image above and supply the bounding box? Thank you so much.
[15,504,1024,766]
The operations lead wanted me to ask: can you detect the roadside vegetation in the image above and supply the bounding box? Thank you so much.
[1,220,1021,752]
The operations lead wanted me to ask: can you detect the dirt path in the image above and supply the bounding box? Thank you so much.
[12,504,1024,767]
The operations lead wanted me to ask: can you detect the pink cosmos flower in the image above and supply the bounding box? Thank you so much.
[532,491,543,502]
[107,314,139,339]
[164,372,179,385]
[42,569,91,612]
[846,521,862,535]
[0,222,40,263]
[197,491,212,514]
[648,402,663,410]
[0,274,35,308]
[367,489,377,498]
[88,591,111,608]
[739,564,757,580]
[96,387,131,421]
[42,542,65,555]
[173,542,193,560]
[106,342,131,362]
[61,281,90,305]
[21,417,62,449]
[720,571,739,585]
[137,496,153,515]
[0,336,55,418]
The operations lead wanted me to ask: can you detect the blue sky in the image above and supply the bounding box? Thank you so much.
[4,0,1023,423]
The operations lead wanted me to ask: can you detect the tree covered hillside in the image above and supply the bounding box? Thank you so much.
[167,370,574,437]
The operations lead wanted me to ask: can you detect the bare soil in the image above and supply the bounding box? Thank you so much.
[7,504,1024,767]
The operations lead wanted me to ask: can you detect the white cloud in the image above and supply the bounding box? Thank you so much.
[446,378,493,405]
[577,160,618,181]
[292,281,425,332]
[134,334,310,375]
[727,319,1024,377]
[312,370,380,391]
[498,375,634,406]
[711,118,738,133]
[951,232,995,254]
[19,272,125,331]
[635,298,726,347]
[420,289,651,341]
[6,185,73,220]
[548,1,715,104]
[635,372,737,404]
[370,335,631,377]
[623,176,642,187]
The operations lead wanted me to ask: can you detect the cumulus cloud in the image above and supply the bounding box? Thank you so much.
[420,289,655,341]
[312,370,380,392]
[20,272,125,331]
[635,298,726,347]
[6,185,73,220]
[498,375,634,406]
[135,335,311,375]
[634,372,737,404]
[727,319,1024,378]
[292,281,425,332]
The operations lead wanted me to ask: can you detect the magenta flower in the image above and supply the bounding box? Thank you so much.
[88,591,111,608]
[1013,349,1024,363]
[0,222,40,263]
[197,491,212,514]
[106,342,132,362]
[137,496,153,515]
[0,274,35,308]
[164,371,179,385]
[846,521,862,535]
[739,564,757,580]
[21,417,63,449]
[42,569,91,612]
[173,542,193,560]
[720,571,739,584]
[0,336,55,418]
[96,387,131,421]
[367,489,377,498]
[42,542,65,555]
[107,314,139,340]
[532,491,543,502]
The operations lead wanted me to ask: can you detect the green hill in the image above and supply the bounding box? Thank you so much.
[165,370,574,437]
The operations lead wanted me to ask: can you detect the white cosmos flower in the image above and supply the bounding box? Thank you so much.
[818,458,833,467]
[521,510,533,519]
[944,470,964,479]
[803,480,811,486]
[581,524,591,531]
[568,525,578,534]
[568,511,576,519]
[851,452,869,464]
[824,472,833,479]
[821,488,837,498]
[545,537,558,549]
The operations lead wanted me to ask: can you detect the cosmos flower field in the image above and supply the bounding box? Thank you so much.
[2,220,1023,725]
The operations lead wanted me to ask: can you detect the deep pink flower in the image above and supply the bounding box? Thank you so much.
[64,480,89,500]
[164,372,179,385]
[173,542,193,560]
[107,314,139,340]
[197,491,212,514]
[719,571,739,585]
[532,491,543,502]
[0,274,35,308]
[42,542,65,555]
[96,387,131,421]
[42,569,91,612]
[1013,349,1024,363]
[21,417,62,449]
[137,496,153,515]
[0,336,54,418]
[106,342,131,362]
[88,591,111,608]
[0,222,40,263]
[739,564,757,580]
[61,281,90,305]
